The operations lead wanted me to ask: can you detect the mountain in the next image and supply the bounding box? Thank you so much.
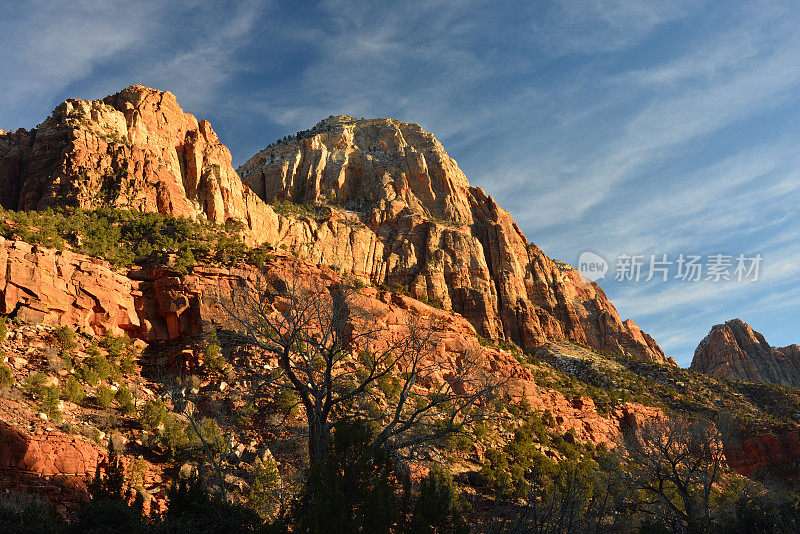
[4,86,800,524]
[691,318,800,387]
[0,89,669,364]
[0,86,274,238]
[238,115,670,364]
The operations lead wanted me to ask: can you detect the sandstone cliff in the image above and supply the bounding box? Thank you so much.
[0,85,276,241]
[238,115,669,363]
[0,88,668,363]
[0,238,661,450]
[691,318,800,387]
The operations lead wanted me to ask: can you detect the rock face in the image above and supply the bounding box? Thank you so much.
[0,90,667,362]
[691,319,800,387]
[0,408,103,477]
[238,116,669,363]
[0,85,275,242]
[724,426,800,479]
[0,238,139,335]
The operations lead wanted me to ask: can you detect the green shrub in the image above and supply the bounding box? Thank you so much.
[412,466,470,534]
[293,419,410,533]
[0,364,13,388]
[174,246,195,273]
[161,415,188,458]
[80,365,100,386]
[203,343,225,374]
[23,372,47,398]
[40,385,62,420]
[235,402,257,427]
[88,440,126,501]
[99,332,131,360]
[377,374,401,400]
[247,245,273,268]
[96,386,114,408]
[0,316,7,343]
[140,399,167,431]
[473,421,488,441]
[62,375,86,404]
[86,342,101,357]
[161,475,265,532]
[0,489,66,533]
[120,353,136,374]
[54,326,76,351]
[88,355,112,382]
[443,431,473,453]
[481,420,558,499]
[248,456,281,520]
[0,206,251,269]
[274,386,299,417]
[115,386,135,414]
[197,418,227,455]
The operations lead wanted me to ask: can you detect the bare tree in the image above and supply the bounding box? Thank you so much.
[211,263,502,468]
[618,414,726,533]
[183,403,235,503]
[483,455,633,534]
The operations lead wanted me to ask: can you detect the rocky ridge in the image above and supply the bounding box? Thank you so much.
[238,115,669,364]
[0,90,668,363]
[0,85,276,243]
[691,318,800,387]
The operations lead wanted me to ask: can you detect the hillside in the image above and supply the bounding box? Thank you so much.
[0,91,667,363]
[1,86,799,531]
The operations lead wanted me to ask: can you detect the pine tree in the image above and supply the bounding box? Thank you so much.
[88,439,125,502]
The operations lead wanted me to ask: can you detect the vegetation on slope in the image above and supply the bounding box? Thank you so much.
[0,206,272,271]
[4,207,800,532]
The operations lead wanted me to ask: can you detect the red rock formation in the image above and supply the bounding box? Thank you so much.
[723,425,800,479]
[691,319,800,387]
[238,116,669,363]
[0,238,139,336]
[0,85,276,241]
[0,425,102,477]
[0,89,667,363]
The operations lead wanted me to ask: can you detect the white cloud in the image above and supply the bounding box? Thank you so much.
[0,1,267,128]
[0,0,156,126]
[529,0,696,56]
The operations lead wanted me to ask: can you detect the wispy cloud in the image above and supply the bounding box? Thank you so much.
[529,0,696,56]
[0,1,267,129]
[0,0,156,126]
[2,0,798,367]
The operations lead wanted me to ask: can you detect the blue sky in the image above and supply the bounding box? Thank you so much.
[2,0,799,365]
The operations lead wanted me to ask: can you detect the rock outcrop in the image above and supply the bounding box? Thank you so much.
[0,421,103,478]
[0,396,104,478]
[0,89,667,363]
[0,85,276,242]
[238,116,669,363]
[723,424,800,479]
[691,319,800,387]
[0,238,139,336]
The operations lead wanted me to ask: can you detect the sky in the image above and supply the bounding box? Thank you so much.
[1,0,799,366]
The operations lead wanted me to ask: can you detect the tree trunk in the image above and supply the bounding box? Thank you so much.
[308,414,330,467]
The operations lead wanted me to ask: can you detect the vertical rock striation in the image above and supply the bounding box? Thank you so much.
[0,85,276,242]
[238,116,669,363]
[691,318,800,386]
[0,93,668,363]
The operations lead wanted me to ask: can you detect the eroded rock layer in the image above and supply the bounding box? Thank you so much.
[691,318,800,387]
[238,116,668,363]
[0,89,667,363]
